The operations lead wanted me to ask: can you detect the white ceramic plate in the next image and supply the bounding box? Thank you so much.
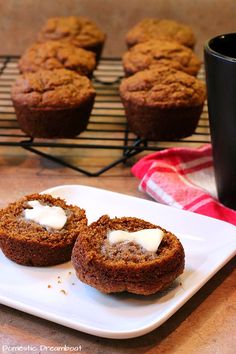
[0,184,235,339]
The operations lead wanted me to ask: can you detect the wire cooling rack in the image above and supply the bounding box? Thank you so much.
[0,56,210,176]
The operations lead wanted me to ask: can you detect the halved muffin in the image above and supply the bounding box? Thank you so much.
[0,193,87,266]
[72,215,185,295]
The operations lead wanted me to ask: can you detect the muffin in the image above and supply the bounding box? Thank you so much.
[119,67,206,141]
[72,215,185,295]
[122,39,201,76]
[126,18,196,49]
[0,193,87,266]
[11,68,96,138]
[37,16,106,60]
[18,41,96,77]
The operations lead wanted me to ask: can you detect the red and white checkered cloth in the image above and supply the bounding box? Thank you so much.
[131,144,236,226]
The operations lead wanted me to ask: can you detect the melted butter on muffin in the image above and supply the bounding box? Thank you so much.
[108,229,164,252]
[24,200,67,230]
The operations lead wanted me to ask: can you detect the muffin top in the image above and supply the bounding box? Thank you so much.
[11,69,96,109]
[126,18,196,48]
[18,41,96,76]
[119,67,206,109]
[37,16,106,49]
[122,39,201,76]
[0,193,87,247]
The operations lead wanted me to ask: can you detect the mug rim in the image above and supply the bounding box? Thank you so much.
[204,33,236,62]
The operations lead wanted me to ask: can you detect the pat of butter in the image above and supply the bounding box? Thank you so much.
[24,200,67,230]
[108,229,164,252]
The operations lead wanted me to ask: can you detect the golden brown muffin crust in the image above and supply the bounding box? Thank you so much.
[11,69,96,109]
[119,67,206,109]
[18,41,96,76]
[126,18,196,48]
[122,39,201,76]
[37,16,106,49]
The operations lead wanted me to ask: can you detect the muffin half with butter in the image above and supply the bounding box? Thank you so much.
[0,193,87,266]
[72,215,185,295]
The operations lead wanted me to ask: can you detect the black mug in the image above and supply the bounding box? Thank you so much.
[204,33,236,210]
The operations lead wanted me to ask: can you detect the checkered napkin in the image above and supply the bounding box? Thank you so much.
[131,144,236,226]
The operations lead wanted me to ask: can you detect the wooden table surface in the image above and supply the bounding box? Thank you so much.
[0,144,235,354]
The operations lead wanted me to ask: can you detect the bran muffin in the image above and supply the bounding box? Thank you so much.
[122,39,201,77]
[37,16,106,60]
[18,41,96,77]
[126,18,196,49]
[71,215,185,295]
[11,68,96,138]
[0,193,87,267]
[119,67,206,141]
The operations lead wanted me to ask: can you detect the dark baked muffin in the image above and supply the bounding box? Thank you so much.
[0,193,87,266]
[126,18,196,49]
[11,68,96,138]
[37,16,106,60]
[122,39,201,76]
[18,41,96,77]
[72,215,185,295]
[119,67,206,141]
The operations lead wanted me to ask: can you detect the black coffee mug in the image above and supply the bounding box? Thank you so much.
[204,33,236,210]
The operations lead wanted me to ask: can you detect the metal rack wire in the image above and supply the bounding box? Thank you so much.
[0,55,210,176]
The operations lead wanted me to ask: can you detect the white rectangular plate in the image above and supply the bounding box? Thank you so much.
[0,184,236,339]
